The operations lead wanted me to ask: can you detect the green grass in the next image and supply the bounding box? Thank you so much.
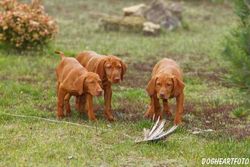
[0,0,249,166]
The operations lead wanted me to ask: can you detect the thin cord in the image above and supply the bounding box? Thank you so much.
[0,112,134,139]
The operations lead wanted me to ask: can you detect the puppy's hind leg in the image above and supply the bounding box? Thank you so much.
[56,82,60,96]
[64,93,71,117]
[57,87,67,119]
[75,96,80,112]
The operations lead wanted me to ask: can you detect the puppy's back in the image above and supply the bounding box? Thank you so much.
[56,55,87,84]
[76,51,102,67]
[153,58,182,79]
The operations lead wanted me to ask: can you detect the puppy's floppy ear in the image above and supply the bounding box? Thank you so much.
[95,58,106,80]
[73,74,87,95]
[172,76,185,97]
[146,76,157,96]
[120,60,127,81]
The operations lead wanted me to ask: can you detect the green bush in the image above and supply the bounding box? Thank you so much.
[223,0,250,89]
[0,0,58,50]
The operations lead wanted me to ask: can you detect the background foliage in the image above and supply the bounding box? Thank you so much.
[223,0,250,89]
[0,0,57,50]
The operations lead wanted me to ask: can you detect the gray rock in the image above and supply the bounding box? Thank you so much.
[143,0,183,30]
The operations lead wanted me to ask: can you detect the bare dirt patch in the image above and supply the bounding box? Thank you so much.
[122,72,149,88]
[156,52,228,83]
[184,102,249,139]
[112,97,249,139]
[185,70,224,83]
[0,75,10,81]
[36,103,55,112]
[122,60,157,88]
[121,52,228,88]
[114,100,147,122]
[17,76,38,84]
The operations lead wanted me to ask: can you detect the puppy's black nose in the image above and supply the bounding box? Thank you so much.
[160,93,165,98]
[97,90,103,96]
[114,77,120,82]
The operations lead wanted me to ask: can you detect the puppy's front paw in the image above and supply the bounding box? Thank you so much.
[88,115,97,121]
[174,118,181,125]
[57,113,65,119]
[144,109,154,119]
[104,112,115,122]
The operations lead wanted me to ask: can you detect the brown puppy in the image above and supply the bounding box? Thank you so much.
[76,51,127,121]
[55,51,103,121]
[145,58,185,125]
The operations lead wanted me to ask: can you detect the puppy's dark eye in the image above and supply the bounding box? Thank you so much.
[156,82,161,86]
[167,83,172,86]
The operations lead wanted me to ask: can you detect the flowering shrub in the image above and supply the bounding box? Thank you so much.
[0,0,58,49]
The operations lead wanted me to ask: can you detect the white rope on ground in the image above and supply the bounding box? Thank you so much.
[0,112,95,128]
[0,112,134,139]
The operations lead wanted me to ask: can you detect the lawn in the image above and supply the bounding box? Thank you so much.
[0,0,249,166]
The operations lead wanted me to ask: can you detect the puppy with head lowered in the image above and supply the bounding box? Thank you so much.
[55,51,103,121]
[145,58,185,125]
[76,51,127,121]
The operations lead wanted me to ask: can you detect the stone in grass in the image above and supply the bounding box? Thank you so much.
[143,22,161,36]
[101,15,145,32]
[144,0,183,31]
[123,4,147,17]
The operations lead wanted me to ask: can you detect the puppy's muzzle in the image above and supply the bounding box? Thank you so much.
[113,77,121,83]
[159,93,168,100]
[97,90,103,96]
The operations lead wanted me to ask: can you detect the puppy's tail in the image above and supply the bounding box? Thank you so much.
[55,51,65,59]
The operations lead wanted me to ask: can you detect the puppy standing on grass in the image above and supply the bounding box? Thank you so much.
[145,58,185,125]
[55,51,103,121]
[76,51,127,121]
